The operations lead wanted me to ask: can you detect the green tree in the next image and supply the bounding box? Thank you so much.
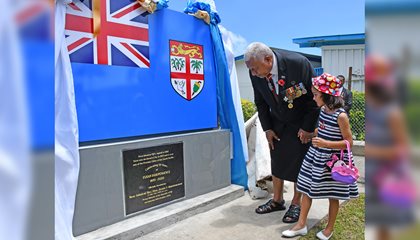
[406,80,420,144]
[171,58,177,70]
[180,59,185,70]
[349,91,365,140]
[171,58,185,71]
[241,99,257,122]
[191,60,203,73]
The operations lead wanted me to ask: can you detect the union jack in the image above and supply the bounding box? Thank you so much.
[65,0,150,68]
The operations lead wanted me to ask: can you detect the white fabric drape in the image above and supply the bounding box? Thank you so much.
[0,1,30,239]
[55,0,80,239]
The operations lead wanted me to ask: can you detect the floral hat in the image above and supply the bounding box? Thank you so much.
[365,54,396,90]
[312,73,343,96]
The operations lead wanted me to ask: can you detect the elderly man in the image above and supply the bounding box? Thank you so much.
[245,42,319,223]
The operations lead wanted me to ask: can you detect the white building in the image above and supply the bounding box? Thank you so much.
[366,1,420,78]
[235,49,322,102]
[293,33,366,92]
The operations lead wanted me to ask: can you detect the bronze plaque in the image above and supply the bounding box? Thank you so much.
[123,142,184,215]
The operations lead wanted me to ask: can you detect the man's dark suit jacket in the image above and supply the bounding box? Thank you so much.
[250,49,319,137]
[341,87,353,115]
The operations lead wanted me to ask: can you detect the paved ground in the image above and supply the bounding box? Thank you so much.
[138,156,366,240]
[138,184,365,240]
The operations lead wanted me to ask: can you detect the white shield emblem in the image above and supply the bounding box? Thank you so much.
[170,40,204,100]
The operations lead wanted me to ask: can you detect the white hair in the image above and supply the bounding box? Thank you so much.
[244,42,272,62]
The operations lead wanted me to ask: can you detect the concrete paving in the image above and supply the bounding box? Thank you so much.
[139,183,365,240]
[76,185,245,240]
[79,155,366,240]
[138,155,366,240]
[354,155,365,183]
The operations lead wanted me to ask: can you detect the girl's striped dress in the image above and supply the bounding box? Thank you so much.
[297,107,359,200]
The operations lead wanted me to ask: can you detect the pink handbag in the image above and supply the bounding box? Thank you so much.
[375,161,417,208]
[326,140,359,184]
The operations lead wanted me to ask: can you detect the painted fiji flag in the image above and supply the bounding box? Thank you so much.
[65,0,150,68]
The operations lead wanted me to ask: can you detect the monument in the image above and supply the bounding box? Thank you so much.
[63,1,244,237]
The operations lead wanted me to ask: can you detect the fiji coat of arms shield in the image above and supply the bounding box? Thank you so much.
[170,40,204,100]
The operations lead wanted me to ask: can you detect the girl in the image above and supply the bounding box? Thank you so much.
[364,55,414,240]
[282,73,359,239]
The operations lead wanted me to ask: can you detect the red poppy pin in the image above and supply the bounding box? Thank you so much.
[278,79,285,87]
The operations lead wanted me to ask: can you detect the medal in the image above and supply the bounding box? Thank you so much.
[295,89,302,98]
[288,101,293,109]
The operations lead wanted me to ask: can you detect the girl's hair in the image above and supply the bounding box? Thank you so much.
[321,92,344,110]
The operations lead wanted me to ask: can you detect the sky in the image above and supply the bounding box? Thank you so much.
[168,0,365,56]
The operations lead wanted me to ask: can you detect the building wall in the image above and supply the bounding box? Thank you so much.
[308,59,322,68]
[367,14,420,78]
[236,59,255,102]
[321,44,365,92]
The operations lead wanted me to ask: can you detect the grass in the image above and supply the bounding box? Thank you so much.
[299,193,365,240]
[393,223,420,240]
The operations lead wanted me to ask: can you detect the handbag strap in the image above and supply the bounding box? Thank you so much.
[342,140,353,168]
[375,160,409,184]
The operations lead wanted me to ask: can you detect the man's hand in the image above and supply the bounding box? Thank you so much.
[265,130,280,150]
[297,128,313,144]
[311,137,327,148]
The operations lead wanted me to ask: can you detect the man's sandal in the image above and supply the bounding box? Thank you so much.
[282,204,301,223]
[255,199,286,214]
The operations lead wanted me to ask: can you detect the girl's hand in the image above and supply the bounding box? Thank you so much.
[312,137,327,148]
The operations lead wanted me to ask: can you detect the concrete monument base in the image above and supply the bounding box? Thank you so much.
[73,130,236,237]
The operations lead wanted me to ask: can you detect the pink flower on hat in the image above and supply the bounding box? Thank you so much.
[312,73,343,96]
[319,85,329,92]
